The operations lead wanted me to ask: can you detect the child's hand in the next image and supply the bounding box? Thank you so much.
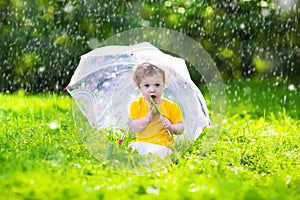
[147,103,157,120]
[160,117,172,130]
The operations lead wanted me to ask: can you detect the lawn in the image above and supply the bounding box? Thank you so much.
[0,79,299,200]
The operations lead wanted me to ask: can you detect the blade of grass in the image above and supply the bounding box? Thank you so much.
[149,96,160,115]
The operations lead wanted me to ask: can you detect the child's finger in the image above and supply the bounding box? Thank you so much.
[161,117,170,128]
[149,104,154,112]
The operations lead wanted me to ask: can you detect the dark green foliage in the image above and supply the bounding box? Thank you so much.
[0,0,299,92]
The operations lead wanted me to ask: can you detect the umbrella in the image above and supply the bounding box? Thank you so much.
[66,42,210,169]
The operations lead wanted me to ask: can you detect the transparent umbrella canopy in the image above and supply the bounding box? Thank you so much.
[66,42,210,172]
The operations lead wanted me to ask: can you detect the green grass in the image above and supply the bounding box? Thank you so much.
[0,80,299,200]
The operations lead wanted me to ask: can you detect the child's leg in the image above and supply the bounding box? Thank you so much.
[128,141,173,158]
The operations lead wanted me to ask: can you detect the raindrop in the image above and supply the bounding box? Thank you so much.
[38,67,45,73]
[178,7,185,14]
[288,84,296,91]
[49,121,59,129]
[164,1,172,7]
[87,38,100,49]
[260,1,268,7]
[240,23,245,29]
[261,9,270,17]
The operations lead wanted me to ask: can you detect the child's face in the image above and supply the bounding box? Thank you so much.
[139,75,164,104]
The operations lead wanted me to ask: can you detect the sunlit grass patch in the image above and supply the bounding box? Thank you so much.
[181,109,299,199]
[225,78,300,119]
[0,80,299,199]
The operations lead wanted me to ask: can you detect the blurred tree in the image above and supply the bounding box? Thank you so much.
[0,0,299,93]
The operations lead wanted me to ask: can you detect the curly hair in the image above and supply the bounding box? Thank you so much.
[132,62,166,88]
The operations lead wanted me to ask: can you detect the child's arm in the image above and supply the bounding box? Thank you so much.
[128,104,156,132]
[160,117,184,135]
[128,116,151,132]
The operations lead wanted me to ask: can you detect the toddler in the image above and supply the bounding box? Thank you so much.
[128,62,184,158]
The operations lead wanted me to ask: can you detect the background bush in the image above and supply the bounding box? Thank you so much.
[0,0,299,92]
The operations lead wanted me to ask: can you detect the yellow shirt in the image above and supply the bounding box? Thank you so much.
[129,97,183,146]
